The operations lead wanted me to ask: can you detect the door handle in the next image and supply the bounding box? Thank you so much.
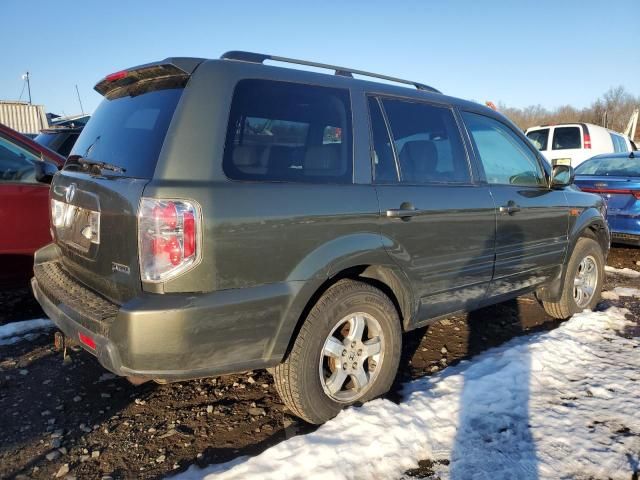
[386,208,419,219]
[499,202,521,215]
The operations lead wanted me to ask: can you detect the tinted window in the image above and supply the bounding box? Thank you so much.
[224,80,352,183]
[526,128,549,150]
[70,81,184,178]
[462,112,546,186]
[0,136,38,183]
[575,157,640,176]
[552,126,581,150]
[368,97,397,183]
[381,99,469,183]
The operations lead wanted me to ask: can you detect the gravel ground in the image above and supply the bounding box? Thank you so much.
[0,245,638,480]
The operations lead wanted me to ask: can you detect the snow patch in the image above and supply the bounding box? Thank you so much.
[173,307,640,480]
[605,265,640,278]
[0,319,52,345]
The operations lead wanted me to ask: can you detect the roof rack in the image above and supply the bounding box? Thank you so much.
[220,51,441,94]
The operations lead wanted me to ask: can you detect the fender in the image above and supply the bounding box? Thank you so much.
[536,207,609,302]
[264,233,414,362]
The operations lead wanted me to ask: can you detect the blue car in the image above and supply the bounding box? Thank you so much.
[574,152,640,246]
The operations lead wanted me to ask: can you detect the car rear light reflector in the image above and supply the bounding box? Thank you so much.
[138,198,201,282]
[78,332,96,350]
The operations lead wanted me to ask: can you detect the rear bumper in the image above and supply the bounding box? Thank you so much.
[610,231,640,246]
[32,244,304,381]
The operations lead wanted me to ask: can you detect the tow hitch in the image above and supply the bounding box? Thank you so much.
[53,331,78,362]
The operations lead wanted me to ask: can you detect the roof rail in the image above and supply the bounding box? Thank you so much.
[220,51,441,94]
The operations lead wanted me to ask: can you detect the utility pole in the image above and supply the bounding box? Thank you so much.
[75,84,85,115]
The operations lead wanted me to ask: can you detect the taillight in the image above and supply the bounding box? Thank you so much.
[138,198,200,282]
[633,191,640,200]
[583,131,591,149]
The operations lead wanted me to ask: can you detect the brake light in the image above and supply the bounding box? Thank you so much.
[583,131,591,149]
[633,191,640,200]
[105,70,128,82]
[138,198,200,282]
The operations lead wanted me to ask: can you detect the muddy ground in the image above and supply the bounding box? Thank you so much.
[1,245,638,480]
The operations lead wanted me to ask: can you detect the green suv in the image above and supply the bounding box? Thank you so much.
[32,52,609,424]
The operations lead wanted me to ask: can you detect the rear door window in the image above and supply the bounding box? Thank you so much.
[552,127,581,150]
[378,98,470,183]
[224,79,352,183]
[526,128,549,151]
[69,80,184,178]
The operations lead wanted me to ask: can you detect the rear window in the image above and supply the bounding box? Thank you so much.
[223,79,352,183]
[69,81,183,178]
[552,127,581,150]
[575,157,640,176]
[526,129,549,150]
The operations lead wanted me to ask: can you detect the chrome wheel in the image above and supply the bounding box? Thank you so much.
[573,255,598,308]
[319,312,385,403]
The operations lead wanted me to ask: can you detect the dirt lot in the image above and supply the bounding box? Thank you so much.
[1,246,638,480]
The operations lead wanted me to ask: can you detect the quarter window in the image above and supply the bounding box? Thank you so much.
[552,127,581,150]
[462,112,546,187]
[379,98,470,183]
[0,136,38,183]
[224,79,352,183]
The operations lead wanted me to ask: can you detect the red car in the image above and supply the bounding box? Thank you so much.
[0,123,64,287]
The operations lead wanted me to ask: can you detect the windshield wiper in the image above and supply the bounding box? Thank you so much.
[66,155,126,174]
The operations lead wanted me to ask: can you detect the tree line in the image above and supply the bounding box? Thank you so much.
[497,86,639,140]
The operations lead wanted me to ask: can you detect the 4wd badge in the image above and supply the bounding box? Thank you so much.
[111,262,130,275]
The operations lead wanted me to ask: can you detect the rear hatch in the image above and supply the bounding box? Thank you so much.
[50,59,202,304]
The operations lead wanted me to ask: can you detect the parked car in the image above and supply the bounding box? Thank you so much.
[574,152,640,246]
[35,125,83,157]
[525,123,632,168]
[0,123,64,287]
[32,52,609,424]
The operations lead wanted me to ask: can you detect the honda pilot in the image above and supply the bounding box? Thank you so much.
[32,51,610,424]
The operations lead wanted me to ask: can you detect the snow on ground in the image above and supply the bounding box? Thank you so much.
[175,304,640,480]
[602,287,640,300]
[0,318,52,346]
[605,265,640,278]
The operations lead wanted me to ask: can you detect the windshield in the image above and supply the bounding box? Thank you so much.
[69,82,184,178]
[575,156,640,177]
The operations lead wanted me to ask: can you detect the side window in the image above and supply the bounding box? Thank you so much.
[367,97,397,183]
[381,99,470,183]
[0,136,38,183]
[610,133,627,153]
[462,112,546,187]
[525,128,549,151]
[223,79,352,183]
[552,127,581,150]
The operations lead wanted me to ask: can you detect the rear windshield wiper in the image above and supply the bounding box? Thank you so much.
[66,155,126,174]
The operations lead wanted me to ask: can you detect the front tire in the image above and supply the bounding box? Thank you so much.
[542,237,604,319]
[272,279,402,424]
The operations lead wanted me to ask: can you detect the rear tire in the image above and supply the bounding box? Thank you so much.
[542,237,604,319]
[272,279,402,424]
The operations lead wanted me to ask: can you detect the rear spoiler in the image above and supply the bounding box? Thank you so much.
[94,57,205,96]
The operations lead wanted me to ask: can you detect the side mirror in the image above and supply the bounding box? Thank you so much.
[550,164,574,188]
[34,160,59,184]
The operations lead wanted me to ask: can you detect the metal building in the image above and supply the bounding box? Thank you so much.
[0,101,48,136]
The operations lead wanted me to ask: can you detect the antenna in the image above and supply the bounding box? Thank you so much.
[75,84,85,115]
[21,72,32,104]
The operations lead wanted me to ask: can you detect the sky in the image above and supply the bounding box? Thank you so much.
[1,0,638,116]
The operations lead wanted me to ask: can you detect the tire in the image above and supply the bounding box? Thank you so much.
[272,279,402,424]
[542,237,605,319]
